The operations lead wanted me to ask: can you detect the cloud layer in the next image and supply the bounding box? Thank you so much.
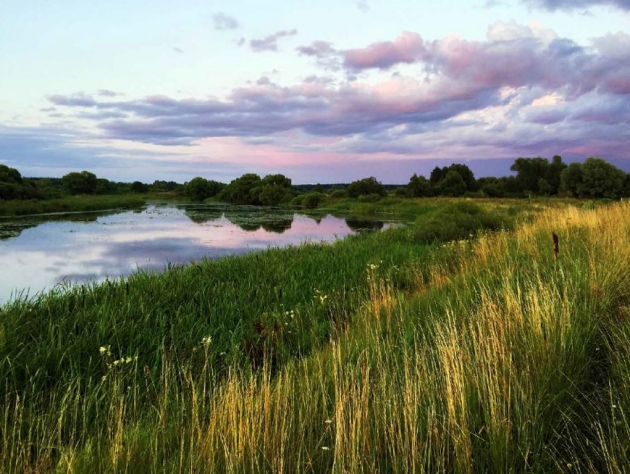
[250,29,298,52]
[40,22,630,176]
[523,0,630,11]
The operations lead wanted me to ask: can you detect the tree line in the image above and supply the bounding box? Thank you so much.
[1,155,629,205]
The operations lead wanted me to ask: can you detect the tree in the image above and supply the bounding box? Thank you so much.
[185,177,225,201]
[218,174,264,205]
[537,178,552,196]
[479,177,505,198]
[546,155,567,194]
[561,163,584,197]
[407,173,432,197]
[347,177,386,198]
[448,164,477,192]
[95,178,117,195]
[437,170,466,196]
[131,181,149,193]
[580,158,626,198]
[510,157,550,194]
[62,171,98,195]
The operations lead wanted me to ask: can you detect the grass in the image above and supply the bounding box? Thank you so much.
[1,198,630,472]
[0,194,146,217]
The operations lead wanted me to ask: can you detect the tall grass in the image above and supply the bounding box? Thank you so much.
[0,194,146,217]
[3,200,630,472]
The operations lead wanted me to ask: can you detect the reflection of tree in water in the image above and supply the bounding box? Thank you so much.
[0,212,107,240]
[182,207,224,224]
[224,209,294,234]
[261,219,292,233]
[345,217,385,233]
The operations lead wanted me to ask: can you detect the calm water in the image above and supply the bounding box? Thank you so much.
[0,204,388,304]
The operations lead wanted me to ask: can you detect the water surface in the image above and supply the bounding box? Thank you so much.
[0,204,388,304]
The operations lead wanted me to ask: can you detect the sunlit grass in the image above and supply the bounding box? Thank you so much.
[3,199,630,472]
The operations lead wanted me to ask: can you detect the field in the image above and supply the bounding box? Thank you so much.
[1,198,629,472]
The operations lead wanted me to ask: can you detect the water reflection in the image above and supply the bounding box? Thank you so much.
[345,217,385,233]
[0,204,390,304]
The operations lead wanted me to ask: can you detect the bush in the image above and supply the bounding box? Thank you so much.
[358,193,383,203]
[302,192,326,209]
[347,177,387,198]
[329,190,347,199]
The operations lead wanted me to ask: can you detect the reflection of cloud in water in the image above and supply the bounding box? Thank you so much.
[0,205,387,304]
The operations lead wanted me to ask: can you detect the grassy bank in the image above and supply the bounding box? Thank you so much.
[2,199,630,471]
[0,194,146,217]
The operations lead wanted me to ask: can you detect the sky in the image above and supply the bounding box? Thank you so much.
[1,0,630,184]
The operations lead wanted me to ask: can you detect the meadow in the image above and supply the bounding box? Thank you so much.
[0,198,629,472]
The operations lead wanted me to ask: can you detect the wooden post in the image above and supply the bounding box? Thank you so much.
[553,232,559,262]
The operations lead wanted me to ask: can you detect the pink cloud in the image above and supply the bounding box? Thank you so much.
[342,32,426,70]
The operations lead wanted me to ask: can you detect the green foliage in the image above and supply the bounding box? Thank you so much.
[131,181,150,193]
[0,195,146,217]
[437,170,466,196]
[478,177,505,198]
[185,177,225,202]
[407,173,431,197]
[561,158,626,198]
[357,193,383,203]
[430,164,476,192]
[0,164,39,200]
[537,177,552,196]
[394,186,409,197]
[62,171,98,195]
[218,173,292,206]
[301,192,326,209]
[510,155,567,195]
[581,157,626,198]
[347,177,386,198]
[410,201,511,243]
[329,189,347,199]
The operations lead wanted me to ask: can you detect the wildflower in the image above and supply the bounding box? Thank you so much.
[101,375,107,381]
[324,419,333,424]
[99,345,111,356]
[125,357,133,364]
[321,446,330,451]
[201,336,212,346]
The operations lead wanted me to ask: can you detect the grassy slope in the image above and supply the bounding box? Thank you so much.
[0,194,146,217]
[2,199,630,472]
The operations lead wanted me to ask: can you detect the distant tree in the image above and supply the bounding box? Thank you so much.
[347,177,386,198]
[546,155,567,194]
[62,171,98,195]
[623,174,630,198]
[218,174,264,205]
[478,177,505,198]
[580,158,626,198]
[502,176,523,196]
[430,166,447,187]
[151,180,180,192]
[0,164,22,184]
[437,171,466,197]
[185,177,225,201]
[314,183,324,193]
[537,178,553,196]
[131,181,149,193]
[511,157,550,194]
[448,164,477,192]
[95,178,117,195]
[407,173,432,197]
[561,163,584,197]
[394,186,409,197]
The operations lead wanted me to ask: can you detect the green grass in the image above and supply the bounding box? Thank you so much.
[0,194,146,217]
[3,199,630,472]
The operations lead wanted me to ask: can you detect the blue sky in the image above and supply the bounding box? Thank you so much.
[1,0,629,183]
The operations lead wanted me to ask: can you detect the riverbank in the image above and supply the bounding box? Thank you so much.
[0,194,146,217]
[2,199,629,471]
